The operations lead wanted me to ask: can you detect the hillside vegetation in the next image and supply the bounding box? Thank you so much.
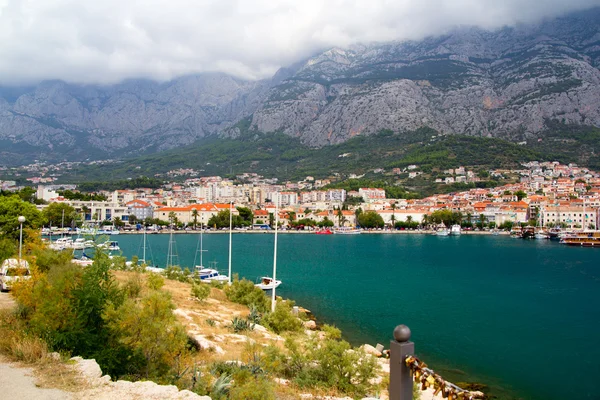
[56,127,571,197]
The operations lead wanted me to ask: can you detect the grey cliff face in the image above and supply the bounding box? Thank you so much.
[1,9,600,165]
[251,8,600,145]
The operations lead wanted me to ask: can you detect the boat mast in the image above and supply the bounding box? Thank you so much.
[228,201,233,284]
[142,228,146,263]
[271,193,279,313]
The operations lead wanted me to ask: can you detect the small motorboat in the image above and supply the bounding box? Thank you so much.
[255,276,282,290]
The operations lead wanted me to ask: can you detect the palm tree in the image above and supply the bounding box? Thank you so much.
[191,209,199,229]
[336,208,344,227]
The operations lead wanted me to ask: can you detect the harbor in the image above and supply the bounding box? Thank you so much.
[105,232,600,400]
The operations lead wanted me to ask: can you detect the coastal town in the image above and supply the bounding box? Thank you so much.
[2,160,599,231]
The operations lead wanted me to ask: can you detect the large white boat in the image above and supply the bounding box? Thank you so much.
[450,225,461,235]
[99,241,120,251]
[435,228,450,236]
[196,267,229,283]
[333,227,361,235]
[49,237,74,250]
[255,276,282,290]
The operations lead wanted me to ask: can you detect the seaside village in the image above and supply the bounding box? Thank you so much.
[3,161,600,231]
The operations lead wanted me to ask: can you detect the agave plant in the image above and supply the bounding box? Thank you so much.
[231,316,255,333]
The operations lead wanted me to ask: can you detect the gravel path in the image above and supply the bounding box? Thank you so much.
[0,360,70,400]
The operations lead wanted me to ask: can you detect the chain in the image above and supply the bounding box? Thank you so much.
[404,355,485,400]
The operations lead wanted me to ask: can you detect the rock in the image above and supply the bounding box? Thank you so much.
[190,334,225,354]
[71,357,103,380]
[304,320,317,330]
[274,377,290,385]
[48,352,61,361]
[253,323,268,332]
[361,344,382,357]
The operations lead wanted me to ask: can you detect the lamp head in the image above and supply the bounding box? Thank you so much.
[18,216,26,223]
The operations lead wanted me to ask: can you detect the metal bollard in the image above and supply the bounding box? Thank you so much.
[389,324,414,400]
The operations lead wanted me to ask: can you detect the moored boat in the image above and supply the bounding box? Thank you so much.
[315,228,333,235]
[450,225,461,235]
[560,232,600,247]
[255,276,282,290]
[196,267,229,283]
[333,227,361,235]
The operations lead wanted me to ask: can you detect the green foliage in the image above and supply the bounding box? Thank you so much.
[429,210,463,226]
[224,276,270,313]
[261,300,303,334]
[30,245,74,273]
[104,290,188,379]
[191,283,211,302]
[0,238,16,262]
[77,176,164,192]
[231,316,255,333]
[514,190,527,200]
[207,210,246,229]
[57,190,106,201]
[163,265,192,283]
[228,375,275,400]
[261,324,377,398]
[357,211,385,228]
[147,273,165,290]
[236,207,254,223]
[0,196,45,241]
[43,203,78,228]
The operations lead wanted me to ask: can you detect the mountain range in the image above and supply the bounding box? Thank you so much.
[1,8,600,166]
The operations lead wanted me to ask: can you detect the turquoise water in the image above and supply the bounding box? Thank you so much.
[113,233,599,400]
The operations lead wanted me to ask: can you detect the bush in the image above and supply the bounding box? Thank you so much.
[147,273,165,290]
[191,283,210,302]
[224,277,270,313]
[163,266,192,283]
[261,300,303,334]
[229,375,275,400]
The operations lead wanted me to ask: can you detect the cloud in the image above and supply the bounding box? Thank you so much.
[0,0,599,85]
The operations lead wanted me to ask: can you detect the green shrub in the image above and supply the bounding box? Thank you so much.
[191,283,210,302]
[0,238,16,262]
[224,277,270,313]
[229,375,275,400]
[163,265,191,283]
[123,274,143,299]
[147,273,165,290]
[261,300,303,334]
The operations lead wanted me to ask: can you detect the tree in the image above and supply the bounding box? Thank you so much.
[514,190,527,201]
[128,215,138,225]
[268,212,275,228]
[0,196,45,241]
[43,202,77,228]
[207,210,244,228]
[236,207,253,224]
[357,211,385,228]
[191,209,199,229]
[104,290,188,378]
[113,217,125,228]
[168,212,178,226]
[318,217,334,228]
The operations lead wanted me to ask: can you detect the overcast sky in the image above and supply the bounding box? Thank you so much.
[0,0,599,85]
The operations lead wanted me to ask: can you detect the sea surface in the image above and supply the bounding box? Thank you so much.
[110,232,599,400]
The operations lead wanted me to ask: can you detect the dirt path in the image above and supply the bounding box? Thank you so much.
[0,359,70,400]
[0,291,16,309]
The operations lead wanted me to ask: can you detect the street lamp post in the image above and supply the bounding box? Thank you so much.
[18,216,26,259]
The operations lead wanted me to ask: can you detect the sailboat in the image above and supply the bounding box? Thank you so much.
[256,195,282,296]
[165,226,180,269]
[194,223,228,283]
